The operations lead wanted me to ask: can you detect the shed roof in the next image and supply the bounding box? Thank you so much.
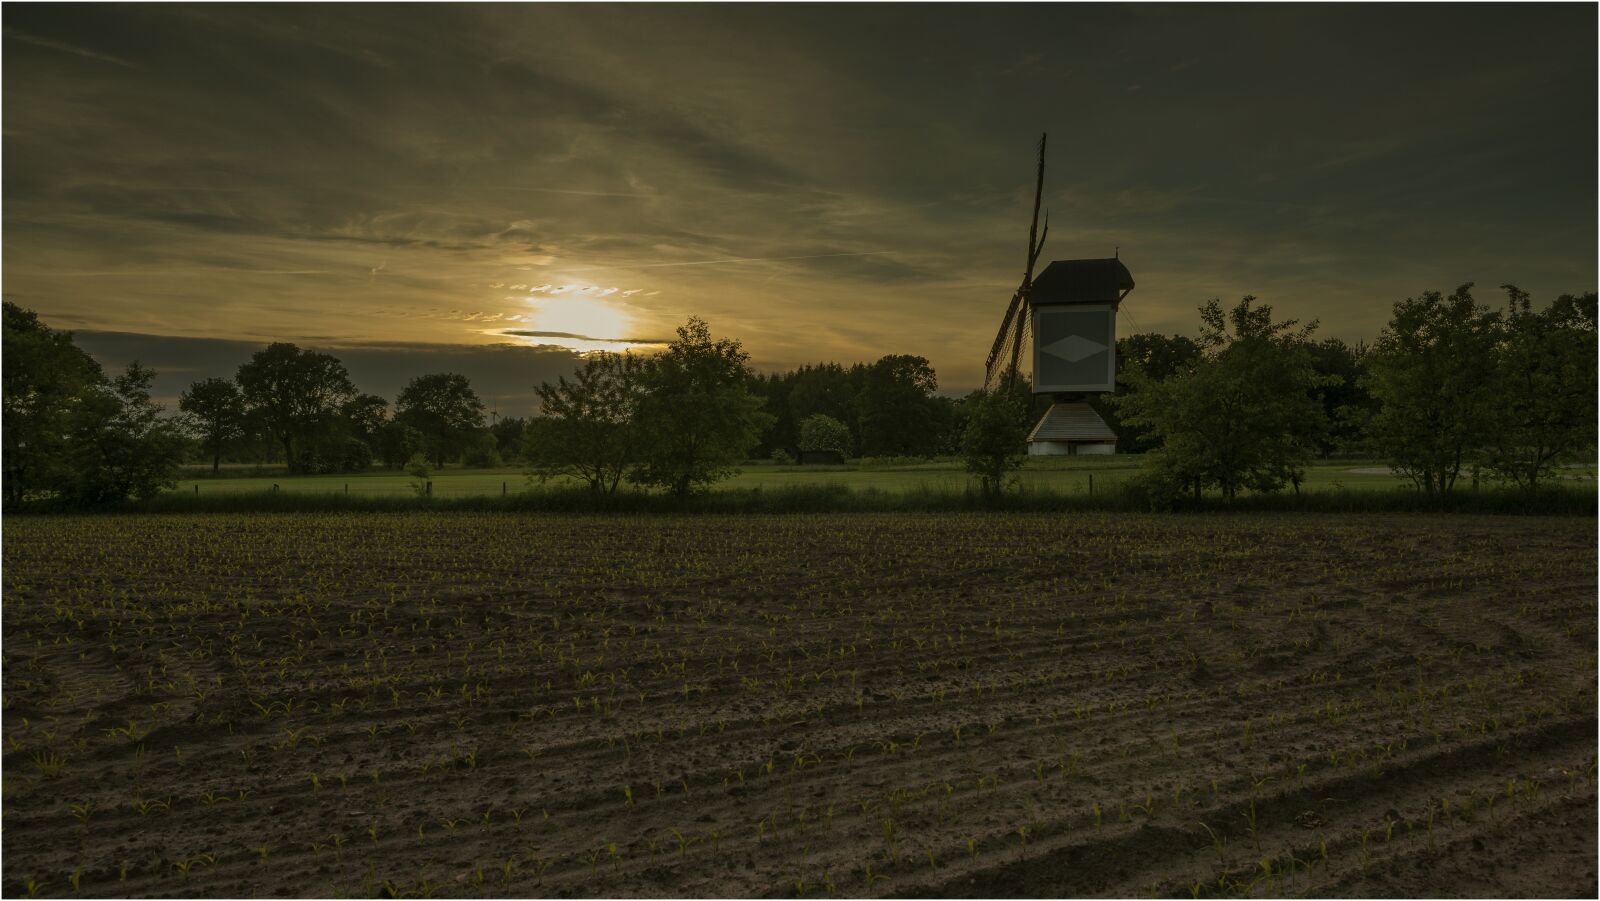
[1028,402,1118,443]
[1029,258,1134,306]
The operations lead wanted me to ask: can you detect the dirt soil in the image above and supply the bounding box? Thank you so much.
[2,512,1595,898]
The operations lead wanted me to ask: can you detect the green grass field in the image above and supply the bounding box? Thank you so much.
[172,456,1450,499]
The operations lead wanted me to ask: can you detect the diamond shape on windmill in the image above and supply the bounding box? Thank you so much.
[1041,334,1107,363]
[1031,304,1116,393]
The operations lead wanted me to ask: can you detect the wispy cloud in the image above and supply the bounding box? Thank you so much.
[4,28,144,69]
[563,250,896,272]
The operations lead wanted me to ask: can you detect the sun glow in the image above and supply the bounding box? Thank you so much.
[501,294,663,353]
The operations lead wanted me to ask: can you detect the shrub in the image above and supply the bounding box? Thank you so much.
[798,414,851,458]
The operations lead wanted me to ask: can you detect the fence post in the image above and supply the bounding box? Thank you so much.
[426,480,433,497]
[345,483,349,495]
[502,481,507,497]
[194,484,199,495]
[1088,473,1094,496]
[272,483,279,494]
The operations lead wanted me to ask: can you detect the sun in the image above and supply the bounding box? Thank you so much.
[534,295,630,340]
[499,290,663,353]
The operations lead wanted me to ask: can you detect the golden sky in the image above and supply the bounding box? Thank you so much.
[4,4,1595,411]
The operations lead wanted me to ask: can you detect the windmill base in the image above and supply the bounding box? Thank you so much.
[1029,441,1115,456]
[1027,402,1117,455]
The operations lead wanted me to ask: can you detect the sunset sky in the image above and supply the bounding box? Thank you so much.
[5,4,1595,413]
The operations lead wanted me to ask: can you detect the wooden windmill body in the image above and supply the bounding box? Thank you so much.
[983,134,1133,455]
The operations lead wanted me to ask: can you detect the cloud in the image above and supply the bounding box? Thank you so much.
[498,330,669,345]
[4,5,1594,391]
[4,28,145,69]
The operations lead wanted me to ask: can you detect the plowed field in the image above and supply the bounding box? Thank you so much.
[3,513,1595,897]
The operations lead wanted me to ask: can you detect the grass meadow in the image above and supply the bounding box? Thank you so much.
[171,457,1481,499]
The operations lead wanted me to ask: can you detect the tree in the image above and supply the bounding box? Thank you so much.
[376,419,425,470]
[461,431,503,469]
[856,354,940,457]
[342,394,390,446]
[1114,297,1328,501]
[235,343,356,473]
[788,363,860,452]
[749,371,796,458]
[179,377,246,475]
[490,415,528,464]
[798,413,851,458]
[2,301,105,502]
[396,373,485,467]
[1363,285,1500,495]
[525,352,645,492]
[1482,286,1597,490]
[1090,333,1202,453]
[630,318,773,495]
[64,363,187,505]
[961,389,1031,496]
[1304,338,1374,456]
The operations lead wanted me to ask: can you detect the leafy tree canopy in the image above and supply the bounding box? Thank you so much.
[396,372,485,467]
[235,343,356,473]
[630,318,773,495]
[1116,297,1329,502]
[525,352,645,493]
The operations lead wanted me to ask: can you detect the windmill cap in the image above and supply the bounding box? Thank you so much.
[1030,258,1134,306]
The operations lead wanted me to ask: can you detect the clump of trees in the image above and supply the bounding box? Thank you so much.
[1113,284,1594,503]
[3,303,186,505]
[201,348,507,476]
[1364,284,1595,494]
[2,301,520,506]
[1114,297,1329,502]
[750,354,959,460]
[524,318,771,495]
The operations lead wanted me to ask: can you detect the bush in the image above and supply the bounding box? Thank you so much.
[404,454,430,497]
[798,414,851,458]
[770,448,795,465]
[961,390,1031,496]
[340,438,373,473]
[461,432,502,469]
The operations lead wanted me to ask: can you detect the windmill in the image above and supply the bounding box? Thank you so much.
[983,133,1134,455]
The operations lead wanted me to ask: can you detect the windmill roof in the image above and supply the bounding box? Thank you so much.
[1028,402,1118,443]
[1030,258,1134,306]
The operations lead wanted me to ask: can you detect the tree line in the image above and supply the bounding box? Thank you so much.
[1096,284,1593,501]
[3,281,1592,506]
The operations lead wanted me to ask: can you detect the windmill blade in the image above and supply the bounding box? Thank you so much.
[982,132,1050,393]
[1023,134,1047,287]
[984,289,1033,392]
[985,291,1022,373]
[1005,293,1029,391]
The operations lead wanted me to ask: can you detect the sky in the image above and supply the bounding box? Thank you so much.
[5,4,1595,413]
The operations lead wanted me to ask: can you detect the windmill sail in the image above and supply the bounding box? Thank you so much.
[983,133,1049,393]
[983,289,1031,391]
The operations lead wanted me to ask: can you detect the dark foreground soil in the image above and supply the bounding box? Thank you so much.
[2,512,1595,898]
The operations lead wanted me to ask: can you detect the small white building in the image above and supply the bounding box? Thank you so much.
[1027,402,1116,455]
